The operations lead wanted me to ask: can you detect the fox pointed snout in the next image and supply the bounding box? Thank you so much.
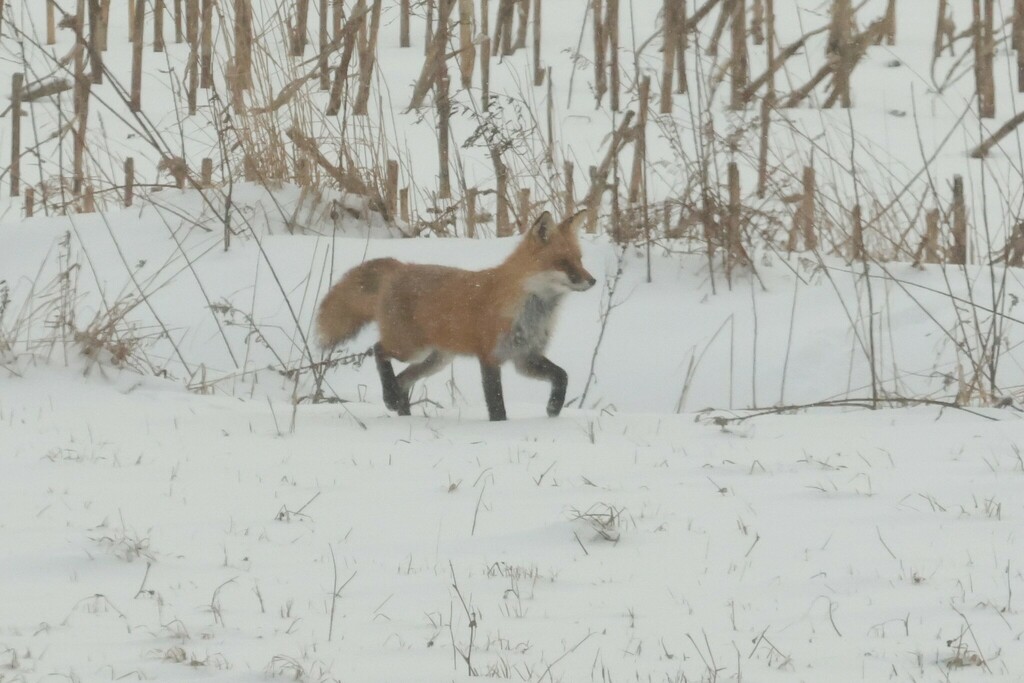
[570,268,597,291]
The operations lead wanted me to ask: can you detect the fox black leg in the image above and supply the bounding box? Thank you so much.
[397,351,451,395]
[374,343,410,415]
[479,360,507,421]
[514,353,568,417]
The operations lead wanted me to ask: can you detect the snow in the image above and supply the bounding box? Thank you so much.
[2,0,1024,681]
[2,367,1023,682]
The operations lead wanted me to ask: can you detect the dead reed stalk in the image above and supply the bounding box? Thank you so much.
[495,0,514,56]
[458,0,475,88]
[730,0,747,110]
[583,111,635,225]
[851,203,864,261]
[292,0,310,55]
[787,165,817,251]
[752,0,763,44]
[88,0,104,83]
[1016,0,1024,91]
[481,0,491,108]
[883,0,895,44]
[660,0,676,113]
[934,0,953,59]
[830,0,853,108]
[971,109,1024,157]
[707,0,731,56]
[726,161,742,281]
[353,0,382,115]
[10,73,22,197]
[607,0,619,110]
[515,0,529,50]
[436,74,452,199]
[564,160,575,215]
[465,187,477,237]
[425,0,434,54]
[533,0,543,85]
[629,76,650,203]
[386,159,399,217]
[593,0,606,105]
[47,2,57,44]
[400,0,410,47]
[517,187,531,232]
[408,0,455,109]
[491,146,510,236]
[952,175,967,264]
[675,0,686,93]
[131,0,144,110]
[972,0,995,118]
[756,93,771,197]
[914,208,940,265]
[155,0,165,51]
[318,0,330,90]
[235,0,252,89]
[124,157,135,207]
[201,157,213,186]
[200,0,213,88]
[186,0,198,113]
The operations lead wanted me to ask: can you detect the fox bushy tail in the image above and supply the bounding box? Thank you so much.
[316,258,401,349]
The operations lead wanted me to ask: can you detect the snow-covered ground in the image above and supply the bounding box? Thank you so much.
[2,196,1024,682]
[4,0,1024,681]
[2,363,1023,682]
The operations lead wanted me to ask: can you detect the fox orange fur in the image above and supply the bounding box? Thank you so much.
[316,211,595,420]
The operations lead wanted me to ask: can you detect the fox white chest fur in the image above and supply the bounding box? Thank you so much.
[493,270,576,361]
[495,290,563,361]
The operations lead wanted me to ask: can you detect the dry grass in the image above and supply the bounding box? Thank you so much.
[3,0,1024,410]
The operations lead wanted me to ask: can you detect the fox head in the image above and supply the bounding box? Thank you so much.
[517,211,597,295]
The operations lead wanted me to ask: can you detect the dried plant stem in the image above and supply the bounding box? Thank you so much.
[480,0,491,109]
[459,0,475,88]
[973,0,995,118]
[10,73,22,197]
[407,0,455,110]
[200,0,213,88]
[578,247,626,407]
[436,74,452,199]
[353,0,382,114]
[729,0,747,110]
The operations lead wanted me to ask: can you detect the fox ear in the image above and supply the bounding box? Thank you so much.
[529,211,556,243]
[560,210,587,235]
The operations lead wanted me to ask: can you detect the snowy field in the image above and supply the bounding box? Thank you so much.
[3,0,1024,681]
[2,362,1024,682]
[2,198,1023,682]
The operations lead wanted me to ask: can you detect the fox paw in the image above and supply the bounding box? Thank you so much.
[383,391,409,414]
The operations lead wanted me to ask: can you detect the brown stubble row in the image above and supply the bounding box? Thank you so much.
[0,0,1010,279]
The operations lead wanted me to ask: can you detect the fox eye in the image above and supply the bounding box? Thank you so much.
[557,259,580,282]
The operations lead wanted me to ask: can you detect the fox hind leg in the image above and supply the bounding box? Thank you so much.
[514,353,568,417]
[374,342,410,415]
[397,350,452,402]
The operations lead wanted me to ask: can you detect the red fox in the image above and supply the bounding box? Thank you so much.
[316,211,595,420]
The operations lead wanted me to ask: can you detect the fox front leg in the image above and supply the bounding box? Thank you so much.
[479,360,507,421]
[514,353,568,417]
